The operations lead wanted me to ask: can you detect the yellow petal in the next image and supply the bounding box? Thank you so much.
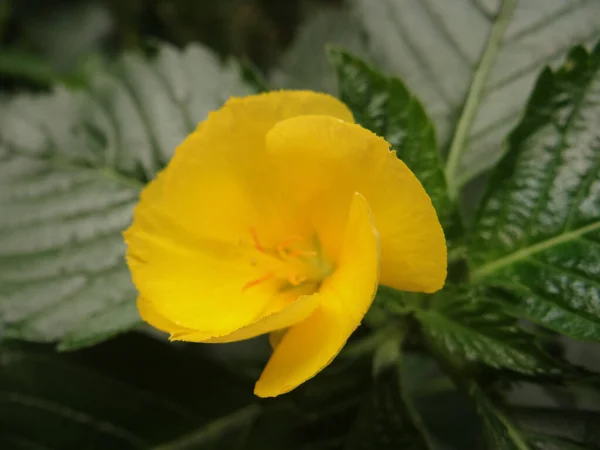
[126,199,277,333]
[172,291,320,343]
[153,91,354,244]
[265,115,446,293]
[137,296,182,333]
[125,92,353,335]
[138,285,318,344]
[254,193,379,398]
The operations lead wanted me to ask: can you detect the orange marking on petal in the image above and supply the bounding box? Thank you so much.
[250,227,264,252]
[243,272,274,291]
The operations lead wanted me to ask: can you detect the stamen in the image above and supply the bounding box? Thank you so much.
[277,235,302,259]
[288,249,317,258]
[277,235,318,260]
[243,272,274,291]
[287,273,307,286]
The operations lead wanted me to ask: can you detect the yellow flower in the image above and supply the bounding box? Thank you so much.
[124,91,446,397]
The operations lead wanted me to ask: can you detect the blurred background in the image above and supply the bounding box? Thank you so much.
[0,0,342,91]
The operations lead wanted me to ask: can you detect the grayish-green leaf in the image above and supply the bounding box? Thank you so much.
[469,42,600,341]
[276,0,600,186]
[354,0,600,185]
[328,49,451,223]
[415,288,555,374]
[0,43,252,349]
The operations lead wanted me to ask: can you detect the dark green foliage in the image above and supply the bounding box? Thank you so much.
[0,334,258,450]
[346,363,431,450]
[415,287,556,375]
[470,42,600,341]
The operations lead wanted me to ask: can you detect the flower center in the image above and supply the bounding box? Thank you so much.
[242,228,332,292]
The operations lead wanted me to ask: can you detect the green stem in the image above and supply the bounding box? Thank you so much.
[444,0,518,201]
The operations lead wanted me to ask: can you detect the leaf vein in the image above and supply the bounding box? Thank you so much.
[382,0,454,106]
[520,63,597,248]
[418,0,474,68]
[525,256,600,290]
[472,221,600,279]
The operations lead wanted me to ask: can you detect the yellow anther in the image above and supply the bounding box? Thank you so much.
[277,235,303,259]
[287,273,307,286]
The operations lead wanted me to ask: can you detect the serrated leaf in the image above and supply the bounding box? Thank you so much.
[415,288,554,374]
[276,0,600,186]
[0,334,258,450]
[355,0,600,184]
[0,43,253,348]
[469,42,600,341]
[328,49,451,224]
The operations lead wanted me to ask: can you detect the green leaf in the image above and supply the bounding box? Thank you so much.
[0,48,65,86]
[530,437,591,450]
[464,381,600,450]
[470,385,532,450]
[402,353,483,449]
[0,334,259,450]
[0,42,253,348]
[276,0,600,189]
[346,356,433,450]
[328,49,451,224]
[415,287,555,374]
[356,0,600,186]
[512,407,600,450]
[427,341,534,449]
[469,42,600,341]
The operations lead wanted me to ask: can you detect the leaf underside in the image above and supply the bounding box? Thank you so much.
[0,43,252,348]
